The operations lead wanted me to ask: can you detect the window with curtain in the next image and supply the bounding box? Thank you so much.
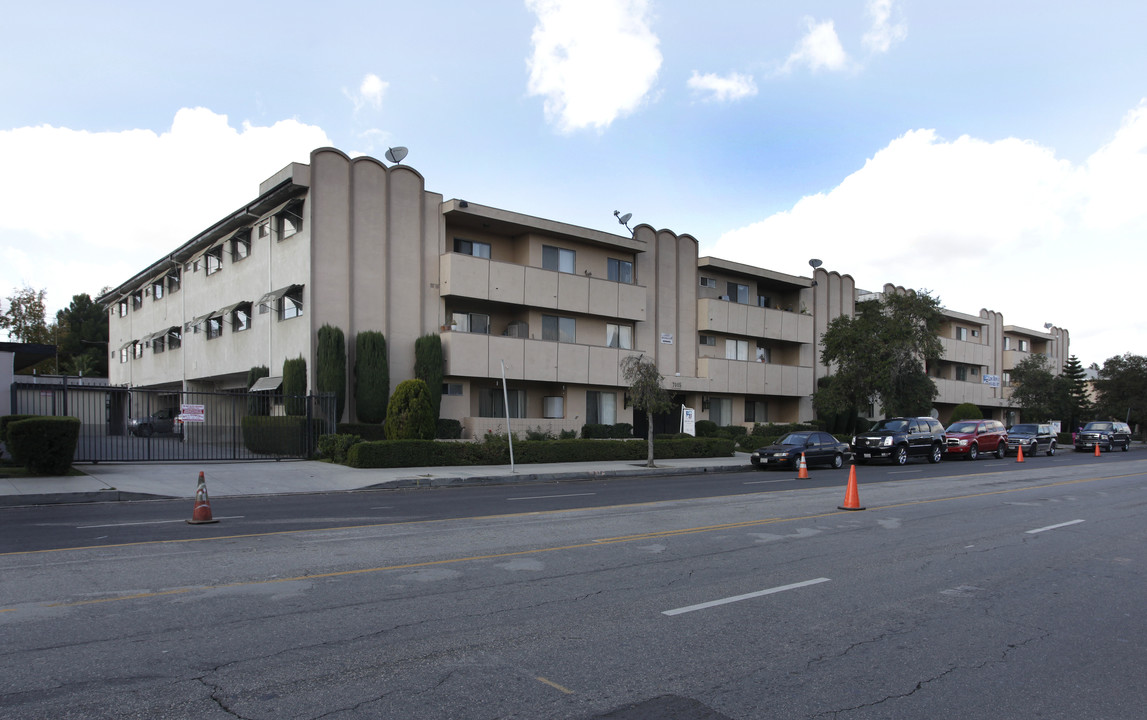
[586,391,617,425]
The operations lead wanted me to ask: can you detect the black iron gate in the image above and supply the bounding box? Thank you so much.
[10,380,336,463]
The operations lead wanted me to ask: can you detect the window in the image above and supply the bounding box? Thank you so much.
[542,315,576,343]
[543,396,564,418]
[956,365,968,381]
[725,339,748,361]
[956,327,968,341]
[279,288,303,321]
[120,347,128,363]
[205,245,223,276]
[132,341,143,359]
[206,315,223,340]
[1004,337,1012,350]
[118,300,128,317]
[608,258,633,284]
[756,345,770,363]
[727,282,750,304]
[131,290,143,310]
[442,383,463,396]
[745,400,768,423]
[277,202,303,240]
[153,335,165,353]
[231,230,251,261]
[257,219,271,240]
[699,277,716,288]
[1019,339,1029,352]
[166,268,181,294]
[972,329,980,337]
[232,302,252,333]
[152,279,164,300]
[757,296,770,308]
[452,312,490,334]
[709,397,732,426]
[606,323,633,349]
[167,328,182,350]
[1002,371,1011,386]
[700,334,716,346]
[586,391,617,425]
[454,238,491,258]
[479,388,525,418]
[542,245,575,274]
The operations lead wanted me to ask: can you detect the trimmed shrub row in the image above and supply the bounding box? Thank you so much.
[241,416,324,456]
[581,423,633,439]
[5,416,82,475]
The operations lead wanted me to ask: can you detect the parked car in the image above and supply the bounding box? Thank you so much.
[1005,423,1056,456]
[1074,421,1132,452]
[750,431,851,471]
[944,419,1008,460]
[129,408,183,437]
[851,417,946,465]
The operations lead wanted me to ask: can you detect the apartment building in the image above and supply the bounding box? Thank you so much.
[100,147,1065,435]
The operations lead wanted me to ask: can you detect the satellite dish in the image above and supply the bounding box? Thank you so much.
[617,213,632,226]
[385,146,408,164]
[808,258,823,269]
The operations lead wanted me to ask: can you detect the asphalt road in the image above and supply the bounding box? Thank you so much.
[2,450,1145,719]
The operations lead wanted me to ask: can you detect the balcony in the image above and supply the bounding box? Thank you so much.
[938,336,994,365]
[442,332,645,387]
[696,357,813,397]
[440,253,645,322]
[932,378,1010,407]
[697,298,813,343]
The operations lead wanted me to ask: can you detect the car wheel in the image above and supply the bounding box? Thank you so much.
[1030,441,1038,457]
[893,446,908,466]
[1122,440,1130,452]
[995,442,1006,460]
[832,453,843,469]
[967,444,979,461]
[928,443,942,464]
[140,424,154,438]
[1047,442,1056,457]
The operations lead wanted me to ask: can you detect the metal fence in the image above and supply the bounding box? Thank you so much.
[9,379,336,463]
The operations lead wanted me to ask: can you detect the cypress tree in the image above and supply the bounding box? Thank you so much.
[283,356,307,416]
[246,365,270,416]
[354,331,389,424]
[414,333,444,420]
[316,324,347,421]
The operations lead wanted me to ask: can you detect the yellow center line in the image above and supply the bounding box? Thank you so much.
[537,677,575,694]
[5,471,1142,612]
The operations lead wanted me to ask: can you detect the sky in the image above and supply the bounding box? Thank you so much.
[2,0,1145,368]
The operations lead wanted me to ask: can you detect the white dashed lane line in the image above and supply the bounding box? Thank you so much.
[1026,519,1085,534]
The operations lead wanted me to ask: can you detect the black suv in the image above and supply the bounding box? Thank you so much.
[1074,421,1132,452]
[1006,423,1056,456]
[851,417,946,465]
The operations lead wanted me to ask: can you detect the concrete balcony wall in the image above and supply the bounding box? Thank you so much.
[933,378,1009,407]
[939,336,994,366]
[697,357,814,397]
[442,333,644,387]
[698,299,814,343]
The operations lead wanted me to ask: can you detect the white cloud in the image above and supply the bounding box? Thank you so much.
[345,73,389,112]
[526,0,662,133]
[0,108,330,317]
[710,101,1147,366]
[781,18,850,74]
[687,71,758,103]
[863,0,907,54]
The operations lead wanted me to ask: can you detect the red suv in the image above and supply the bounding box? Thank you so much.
[944,419,1007,460]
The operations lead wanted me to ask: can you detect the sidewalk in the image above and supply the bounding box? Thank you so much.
[0,454,754,507]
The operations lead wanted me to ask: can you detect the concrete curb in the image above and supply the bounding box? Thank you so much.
[0,490,171,507]
[364,462,754,489]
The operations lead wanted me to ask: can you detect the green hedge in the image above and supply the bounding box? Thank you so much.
[581,423,632,439]
[7,416,82,475]
[346,436,735,468]
[337,422,388,441]
[241,416,323,456]
[316,433,362,464]
[1,414,38,461]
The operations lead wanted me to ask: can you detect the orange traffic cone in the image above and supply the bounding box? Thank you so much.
[796,452,810,479]
[1094,442,1101,457]
[187,471,219,524]
[1016,444,1025,463]
[838,465,865,511]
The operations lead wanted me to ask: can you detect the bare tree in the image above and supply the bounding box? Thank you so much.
[621,354,674,467]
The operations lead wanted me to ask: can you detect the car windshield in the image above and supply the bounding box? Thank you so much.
[779,433,810,446]
[1010,424,1037,433]
[872,419,907,432]
[946,422,979,433]
[1084,422,1112,431]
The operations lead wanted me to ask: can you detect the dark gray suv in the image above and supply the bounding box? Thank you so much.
[1074,421,1132,452]
[1006,423,1056,456]
[851,416,946,465]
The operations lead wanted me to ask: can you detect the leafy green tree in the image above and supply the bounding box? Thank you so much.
[56,293,109,377]
[620,354,674,467]
[1008,354,1060,422]
[0,285,50,344]
[282,356,308,417]
[354,331,389,424]
[815,290,944,419]
[1058,355,1092,429]
[246,365,270,416]
[1094,353,1147,429]
[950,403,983,421]
[316,324,347,421]
[384,379,436,440]
[414,334,444,420]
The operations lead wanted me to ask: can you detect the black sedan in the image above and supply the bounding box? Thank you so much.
[750,431,850,471]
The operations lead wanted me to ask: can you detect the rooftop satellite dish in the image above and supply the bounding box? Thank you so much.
[385,146,408,164]
[613,210,633,232]
[808,258,823,269]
